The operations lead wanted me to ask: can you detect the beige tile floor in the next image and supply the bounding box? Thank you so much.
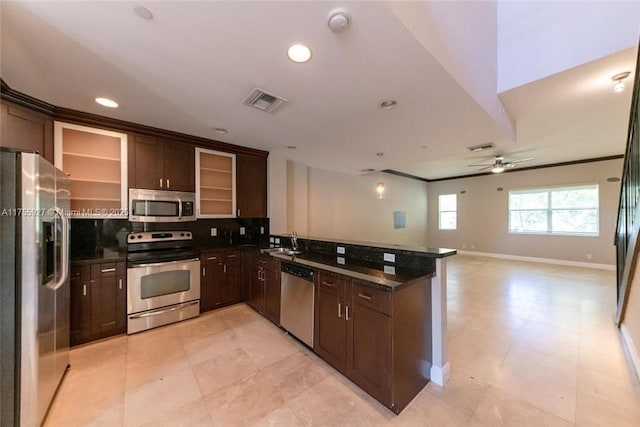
[44,255,640,426]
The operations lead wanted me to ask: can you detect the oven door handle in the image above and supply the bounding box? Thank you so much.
[129,300,199,319]
[129,257,201,268]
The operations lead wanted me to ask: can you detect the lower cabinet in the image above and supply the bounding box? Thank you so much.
[200,251,242,312]
[248,253,280,324]
[314,270,431,414]
[70,261,126,346]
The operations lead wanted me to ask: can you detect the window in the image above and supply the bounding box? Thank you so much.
[508,184,599,236]
[439,194,457,230]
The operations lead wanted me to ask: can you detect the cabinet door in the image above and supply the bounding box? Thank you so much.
[132,135,162,190]
[346,299,393,406]
[1,101,54,163]
[221,253,241,305]
[90,263,119,336]
[201,255,224,312]
[315,288,347,372]
[248,265,265,312]
[236,154,267,218]
[164,140,195,192]
[263,267,280,325]
[70,265,91,345]
[116,263,127,334]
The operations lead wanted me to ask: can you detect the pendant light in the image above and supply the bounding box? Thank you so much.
[376,152,386,199]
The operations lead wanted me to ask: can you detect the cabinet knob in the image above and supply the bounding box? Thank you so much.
[338,302,342,318]
[118,279,123,290]
[101,268,116,273]
[167,179,170,189]
[202,267,206,277]
[160,178,163,188]
[83,284,87,296]
[357,293,372,301]
[321,281,336,288]
[345,305,350,321]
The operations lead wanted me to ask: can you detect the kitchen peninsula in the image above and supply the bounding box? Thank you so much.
[268,234,455,413]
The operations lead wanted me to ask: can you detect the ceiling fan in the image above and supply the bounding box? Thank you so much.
[468,155,534,173]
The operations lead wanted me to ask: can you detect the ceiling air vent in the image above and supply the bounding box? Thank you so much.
[243,88,289,113]
[467,143,495,152]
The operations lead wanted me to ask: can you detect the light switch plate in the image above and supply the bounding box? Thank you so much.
[337,256,346,265]
[337,246,346,255]
[383,253,396,263]
[275,238,280,244]
[270,237,275,243]
[240,227,246,235]
[384,265,396,275]
[210,228,217,237]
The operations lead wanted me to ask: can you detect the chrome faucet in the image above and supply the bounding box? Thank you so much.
[291,232,298,251]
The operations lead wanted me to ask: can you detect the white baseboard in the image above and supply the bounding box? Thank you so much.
[457,250,615,271]
[430,362,451,386]
[620,324,640,383]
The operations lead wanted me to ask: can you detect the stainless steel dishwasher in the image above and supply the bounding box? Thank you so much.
[280,262,315,347]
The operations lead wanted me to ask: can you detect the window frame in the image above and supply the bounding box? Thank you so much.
[438,193,457,230]
[508,184,599,237]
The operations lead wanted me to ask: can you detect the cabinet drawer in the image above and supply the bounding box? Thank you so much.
[317,271,346,297]
[352,281,392,316]
[254,254,279,271]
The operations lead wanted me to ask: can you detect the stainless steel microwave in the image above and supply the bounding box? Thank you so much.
[128,188,196,222]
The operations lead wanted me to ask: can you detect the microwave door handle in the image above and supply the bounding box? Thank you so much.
[48,207,69,291]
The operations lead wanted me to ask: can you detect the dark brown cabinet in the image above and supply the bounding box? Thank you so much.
[70,261,126,346]
[200,251,242,312]
[130,134,195,192]
[313,270,431,414]
[248,253,280,324]
[0,100,53,163]
[236,154,267,218]
[315,273,348,372]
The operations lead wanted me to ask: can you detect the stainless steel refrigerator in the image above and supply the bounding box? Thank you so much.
[1,149,71,427]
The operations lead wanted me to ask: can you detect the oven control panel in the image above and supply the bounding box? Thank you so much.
[127,231,192,243]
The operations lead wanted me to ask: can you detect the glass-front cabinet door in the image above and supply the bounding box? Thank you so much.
[54,122,128,218]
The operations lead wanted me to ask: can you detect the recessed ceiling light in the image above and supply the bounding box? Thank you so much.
[212,127,228,134]
[379,100,397,110]
[287,44,312,63]
[286,145,297,149]
[134,5,153,20]
[95,97,118,108]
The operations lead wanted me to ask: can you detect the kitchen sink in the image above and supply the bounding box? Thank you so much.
[260,247,304,256]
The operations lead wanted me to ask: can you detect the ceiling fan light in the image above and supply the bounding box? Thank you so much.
[614,81,625,93]
[491,166,504,173]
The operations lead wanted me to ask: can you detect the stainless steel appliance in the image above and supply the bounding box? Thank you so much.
[280,262,315,347]
[126,231,200,333]
[128,188,195,222]
[0,150,70,427]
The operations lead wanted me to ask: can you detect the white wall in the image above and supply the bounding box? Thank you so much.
[270,158,429,247]
[427,159,623,265]
[498,1,640,91]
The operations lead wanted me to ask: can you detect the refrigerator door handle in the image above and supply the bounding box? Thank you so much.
[48,207,69,291]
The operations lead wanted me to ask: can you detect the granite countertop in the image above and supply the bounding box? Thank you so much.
[271,234,456,258]
[270,251,435,289]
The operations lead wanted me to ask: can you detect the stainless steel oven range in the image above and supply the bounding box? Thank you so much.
[127,231,200,334]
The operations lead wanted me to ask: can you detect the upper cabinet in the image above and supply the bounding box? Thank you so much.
[1,100,54,163]
[54,122,128,218]
[196,147,236,218]
[236,154,267,218]
[129,134,195,192]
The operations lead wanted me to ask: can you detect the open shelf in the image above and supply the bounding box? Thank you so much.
[64,152,120,162]
[200,185,233,191]
[200,167,232,174]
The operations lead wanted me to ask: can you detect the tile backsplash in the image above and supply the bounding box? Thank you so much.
[70,217,269,259]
